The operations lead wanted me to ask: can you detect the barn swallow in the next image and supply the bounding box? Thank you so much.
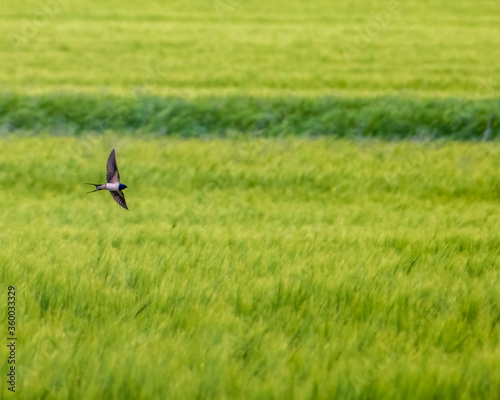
[86,149,128,210]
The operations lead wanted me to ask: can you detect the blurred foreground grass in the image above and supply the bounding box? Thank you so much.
[1,136,499,399]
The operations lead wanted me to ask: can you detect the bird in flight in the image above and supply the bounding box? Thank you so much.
[86,149,129,210]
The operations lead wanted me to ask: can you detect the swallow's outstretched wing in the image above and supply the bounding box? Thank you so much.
[106,149,120,183]
[110,190,128,210]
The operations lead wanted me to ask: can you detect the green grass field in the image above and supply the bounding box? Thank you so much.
[2,0,499,97]
[2,137,500,399]
[2,0,500,398]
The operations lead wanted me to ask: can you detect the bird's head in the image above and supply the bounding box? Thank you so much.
[119,184,128,190]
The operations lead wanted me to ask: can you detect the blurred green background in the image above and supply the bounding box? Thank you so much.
[2,0,499,137]
[2,0,499,96]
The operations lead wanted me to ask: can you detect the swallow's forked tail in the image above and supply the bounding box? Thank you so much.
[85,183,103,193]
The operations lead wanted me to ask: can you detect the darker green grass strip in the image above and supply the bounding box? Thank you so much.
[0,93,498,138]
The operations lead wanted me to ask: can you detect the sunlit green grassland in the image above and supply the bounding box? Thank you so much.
[1,137,500,399]
[1,0,499,97]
